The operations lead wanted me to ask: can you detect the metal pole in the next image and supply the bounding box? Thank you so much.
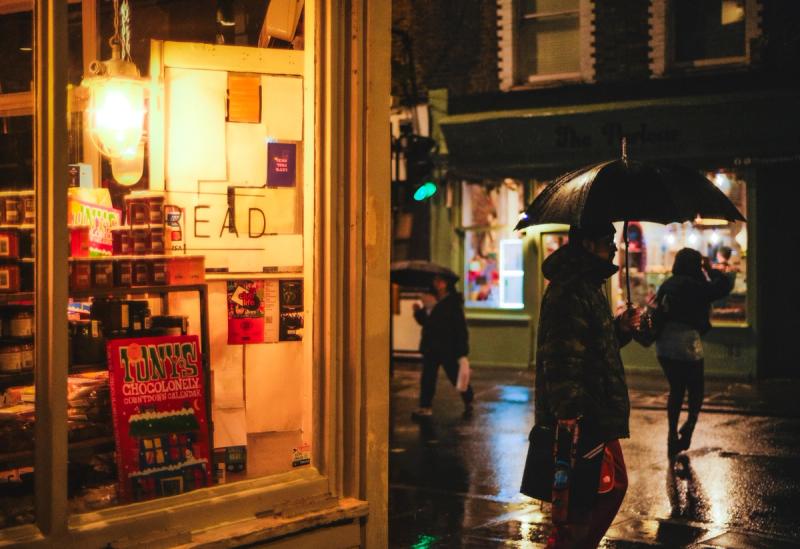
[623,220,631,307]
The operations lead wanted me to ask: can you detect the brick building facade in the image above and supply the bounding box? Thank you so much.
[391,1,800,378]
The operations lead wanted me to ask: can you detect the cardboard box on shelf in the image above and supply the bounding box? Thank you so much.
[166,256,205,285]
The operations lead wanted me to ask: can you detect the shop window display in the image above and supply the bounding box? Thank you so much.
[0,5,37,531]
[611,170,748,326]
[462,180,525,309]
[540,231,569,291]
[2,0,314,527]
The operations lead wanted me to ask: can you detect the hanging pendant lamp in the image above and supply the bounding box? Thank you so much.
[82,0,147,185]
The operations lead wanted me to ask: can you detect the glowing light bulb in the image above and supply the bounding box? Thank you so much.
[87,78,146,157]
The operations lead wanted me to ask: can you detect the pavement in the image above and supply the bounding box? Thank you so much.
[389,361,800,548]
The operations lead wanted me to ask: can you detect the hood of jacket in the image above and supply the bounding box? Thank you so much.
[542,244,619,287]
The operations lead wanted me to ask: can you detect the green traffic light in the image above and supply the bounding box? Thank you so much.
[413,181,438,201]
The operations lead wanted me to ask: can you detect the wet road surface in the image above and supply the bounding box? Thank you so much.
[389,363,800,548]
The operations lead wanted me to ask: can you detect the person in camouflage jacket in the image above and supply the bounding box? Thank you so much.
[534,222,637,549]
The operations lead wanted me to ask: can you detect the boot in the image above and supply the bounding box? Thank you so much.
[461,392,474,418]
[411,407,433,421]
[678,417,697,452]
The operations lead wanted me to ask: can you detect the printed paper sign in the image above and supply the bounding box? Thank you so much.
[68,199,121,255]
[279,279,304,341]
[263,280,280,343]
[227,280,265,344]
[267,142,297,187]
[107,335,212,502]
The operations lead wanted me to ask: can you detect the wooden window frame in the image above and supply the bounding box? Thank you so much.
[649,0,762,78]
[0,0,389,545]
[497,0,595,91]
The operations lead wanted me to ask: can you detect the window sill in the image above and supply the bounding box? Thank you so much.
[184,497,368,548]
[510,72,583,91]
[710,320,749,329]
[51,467,335,547]
[662,56,750,77]
[466,311,530,324]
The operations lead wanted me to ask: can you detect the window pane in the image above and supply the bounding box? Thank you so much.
[500,239,524,309]
[462,181,524,309]
[674,0,745,62]
[0,6,35,529]
[610,171,747,325]
[518,16,579,77]
[0,11,32,94]
[540,231,569,291]
[64,0,311,515]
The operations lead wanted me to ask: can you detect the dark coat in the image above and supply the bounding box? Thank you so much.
[414,292,469,360]
[656,269,733,335]
[534,244,632,443]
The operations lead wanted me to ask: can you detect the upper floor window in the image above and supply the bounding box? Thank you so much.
[674,0,745,63]
[498,0,594,90]
[650,0,761,76]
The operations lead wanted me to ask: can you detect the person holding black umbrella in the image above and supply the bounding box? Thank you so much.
[411,274,474,420]
[535,222,638,548]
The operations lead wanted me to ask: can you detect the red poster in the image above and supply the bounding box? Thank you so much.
[107,335,212,502]
[227,280,265,344]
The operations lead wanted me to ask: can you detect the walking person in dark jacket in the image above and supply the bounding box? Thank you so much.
[412,274,474,419]
[535,222,638,549]
[655,248,733,459]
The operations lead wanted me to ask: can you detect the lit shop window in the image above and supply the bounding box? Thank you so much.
[611,171,747,326]
[540,230,569,292]
[462,180,524,309]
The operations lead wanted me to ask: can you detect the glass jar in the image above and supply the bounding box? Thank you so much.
[131,226,151,255]
[0,344,23,373]
[4,195,21,224]
[8,310,34,337]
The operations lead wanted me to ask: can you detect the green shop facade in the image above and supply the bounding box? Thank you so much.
[430,88,800,380]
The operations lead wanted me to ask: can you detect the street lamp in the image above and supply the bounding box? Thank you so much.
[82,0,147,186]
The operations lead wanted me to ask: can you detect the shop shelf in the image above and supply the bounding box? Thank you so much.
[0,293,34,305]
[0,336,34,344]
[0,363,109,388]
[0,370,34,387]
[0,436,115,470]
[69,283,207,300]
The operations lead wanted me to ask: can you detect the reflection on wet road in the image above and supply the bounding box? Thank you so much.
[389,364,800,548]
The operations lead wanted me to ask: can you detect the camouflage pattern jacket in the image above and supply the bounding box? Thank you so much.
[534,244,632,442]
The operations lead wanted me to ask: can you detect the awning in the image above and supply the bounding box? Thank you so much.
[439,90,800,180]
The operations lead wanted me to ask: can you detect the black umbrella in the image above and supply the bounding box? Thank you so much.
[390,260,459,288]
[515,140,746,305]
